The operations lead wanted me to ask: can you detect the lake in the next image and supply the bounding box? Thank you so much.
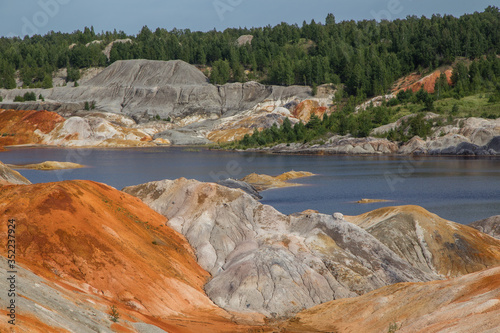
[1,146,499,224]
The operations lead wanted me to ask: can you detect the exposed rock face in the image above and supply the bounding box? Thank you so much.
[375,115,500,156]
[124,179,448,317]
[154,128,211,145]
[240,171,315,191]
[0,180,260,332]
[259,136,399,155]
[346,205,500,277]
[392,67,453,94]
[0,109,155,147]
[236,35,254,46]
[1,60,314,145]
[0,60,311,122]
[470,215,500,239]
[216,178,262,199]
[427,136,500,155]
[0,109,65,146]
[0,161,31,185]
[291,99,328,122]
[285,265,500,333]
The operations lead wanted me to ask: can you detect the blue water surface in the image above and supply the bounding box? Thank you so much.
[1,146,499,224]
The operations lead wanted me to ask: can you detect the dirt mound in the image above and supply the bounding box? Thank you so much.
[84,59,209,87]
[346,205,500,277]
[471,215,500,239]
[9,161,84,170]
[241,171,315,191]
[286,265,500,333]
[0,180,262,332]
[124,178,436,317]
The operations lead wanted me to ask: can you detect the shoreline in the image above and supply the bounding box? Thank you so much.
[1,143,500,159]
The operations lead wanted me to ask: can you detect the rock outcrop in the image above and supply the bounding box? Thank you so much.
[377,116,500,156]
[470,215,500,239]
[122,178,500,317]
[346,205,500,278]
[240,171,315,191]
[0,109,155,147]
[0,60,315,145]
[0,161,31,185]
[0,109,65,146]
[0,60,311,122]
[1,59,497,151]
[256,136,399,155]
[216,178,262,199]
[285,265,500,333]
[0,180,263,332]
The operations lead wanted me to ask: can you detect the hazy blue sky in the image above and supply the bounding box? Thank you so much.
[0,0,495,37]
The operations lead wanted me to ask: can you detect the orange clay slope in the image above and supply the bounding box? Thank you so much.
[0,109,65,146]
[0,180,268,332]
[285,265,500,333]
[392,67,453,94]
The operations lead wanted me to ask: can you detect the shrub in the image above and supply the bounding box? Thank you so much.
[14,95,24,102]
[109,305,120,322]
[386,97,399,107]
[23,92,36,101]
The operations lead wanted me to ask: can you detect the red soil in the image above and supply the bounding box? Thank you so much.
[392,68,453,94]
[0,109,65,146]
[292,100,327,122]
[0,180,268,332]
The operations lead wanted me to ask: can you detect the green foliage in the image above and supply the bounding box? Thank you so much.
[41,74,53,88]
[386,113,434,142]
[66,67,80,82]
[0,95,2,102]
[388,322,401,333]
[84,101,95,111]
[488,84,500,103]
[23,92,37,101]
[1,8,499,94]
[109,305,120,323]
[14,95,24,102]
[311,83,318,96]
[210,59,231,85]
[39,94,44,101]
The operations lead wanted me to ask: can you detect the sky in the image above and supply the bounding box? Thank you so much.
[0,0,496,37]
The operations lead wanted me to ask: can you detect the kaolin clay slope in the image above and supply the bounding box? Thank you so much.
[0,180,261,332]
[124,178,440,317]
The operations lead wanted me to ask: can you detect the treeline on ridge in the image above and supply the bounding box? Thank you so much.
[0,6,499,98]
